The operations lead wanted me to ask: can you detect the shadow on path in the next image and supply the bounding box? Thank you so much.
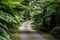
[19,31,37,34]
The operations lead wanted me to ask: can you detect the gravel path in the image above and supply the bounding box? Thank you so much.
[19,20,47,40]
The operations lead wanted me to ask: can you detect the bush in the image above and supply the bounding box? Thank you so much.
[51,27,60,38]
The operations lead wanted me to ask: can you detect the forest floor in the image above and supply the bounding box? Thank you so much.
[18,20,47,40]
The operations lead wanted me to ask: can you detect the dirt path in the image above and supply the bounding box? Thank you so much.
[19,20,47,40]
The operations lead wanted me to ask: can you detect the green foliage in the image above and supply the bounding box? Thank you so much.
[0,27,11,40]
[30,0,60,39]
[0,36,8,40]
[0,0,27,40]
[0,0,60,40]
[51,27,60,38]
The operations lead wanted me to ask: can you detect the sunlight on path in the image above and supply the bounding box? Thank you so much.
[19,20,47,40]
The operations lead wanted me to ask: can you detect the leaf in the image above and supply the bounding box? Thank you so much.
[0,36,7,40]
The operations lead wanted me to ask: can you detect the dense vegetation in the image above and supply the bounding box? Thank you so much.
[0,0,60,40]
[30,0,60,38]
[0,0,25,40]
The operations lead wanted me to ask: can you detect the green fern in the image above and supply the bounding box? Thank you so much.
[0,27,11,40]
[0,36,7,40]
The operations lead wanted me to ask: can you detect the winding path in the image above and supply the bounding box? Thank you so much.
[19,20,47,40]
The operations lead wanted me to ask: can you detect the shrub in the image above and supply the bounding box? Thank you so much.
[51,27,60,38]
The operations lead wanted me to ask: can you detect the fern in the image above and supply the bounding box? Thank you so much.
[0,11,17,23]
[0,27,11,40]
[0,36,7,40]
[0,0,25,40]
